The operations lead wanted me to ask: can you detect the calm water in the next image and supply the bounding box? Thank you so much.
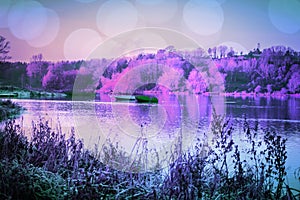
[9,95,300,189]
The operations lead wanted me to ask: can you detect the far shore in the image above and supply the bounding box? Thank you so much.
[104,90,300,98]
[0,85,67,99]
[1,85,299,102]
[219,91,300,98]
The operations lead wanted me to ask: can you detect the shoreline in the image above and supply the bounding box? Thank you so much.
[0,85,67,99]
[1,88,300,102]
[219,91,300,98]
[99,90,300,98]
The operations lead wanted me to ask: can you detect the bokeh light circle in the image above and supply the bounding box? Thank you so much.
[27,8,60,48]
[135,0,178,24]
[7,0,48,40]
[64,28,103,60]
[268,0,300,34]
[96,0,138,36]
[110,59,181,139]
[183,0,224,35]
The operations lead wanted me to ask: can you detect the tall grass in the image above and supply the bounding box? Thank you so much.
[0,99,23,122]
[0,114,299,199]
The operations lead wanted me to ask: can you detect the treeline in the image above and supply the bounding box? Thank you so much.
[215,46,300,94]
[0,59,85,93]
[0,46,299,95]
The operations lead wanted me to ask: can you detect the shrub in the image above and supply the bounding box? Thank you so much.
[0,100,23,121]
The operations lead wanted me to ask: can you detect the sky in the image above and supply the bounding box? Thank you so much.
[0,0,300,62]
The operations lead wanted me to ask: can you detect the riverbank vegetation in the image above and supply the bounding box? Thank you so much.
[1,114,299,199]
[0,100,23,122]
[0,45,299,97]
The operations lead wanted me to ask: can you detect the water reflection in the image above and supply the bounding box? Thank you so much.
[129,105,152,126]
[12,95,300,140]
[224,96,300,132]
[10,95,300,188]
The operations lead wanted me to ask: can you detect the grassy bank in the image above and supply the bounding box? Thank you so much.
[0,99,23,122]
[0,85,67,99]
[0,115,299,199]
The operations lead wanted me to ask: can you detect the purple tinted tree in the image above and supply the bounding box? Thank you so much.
[288,71,300,93]
[208,48,212,57]
[27,54,43,77]
[218,45,228,58]
[212,47,217,59]
[188,69,207,94]
[31,53,43,63]
[27,54,46,89]
[42,65,61,91]
[227,47,235,57]
[42,62,78,92]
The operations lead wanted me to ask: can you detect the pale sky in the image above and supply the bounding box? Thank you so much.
[1,0,300,62]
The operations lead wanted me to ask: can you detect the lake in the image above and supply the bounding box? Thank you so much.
[9,94,300,190]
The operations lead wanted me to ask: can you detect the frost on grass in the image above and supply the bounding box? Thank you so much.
[0,116,299,199]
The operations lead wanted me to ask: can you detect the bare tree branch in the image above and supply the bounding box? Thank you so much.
[0,35,12,62]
